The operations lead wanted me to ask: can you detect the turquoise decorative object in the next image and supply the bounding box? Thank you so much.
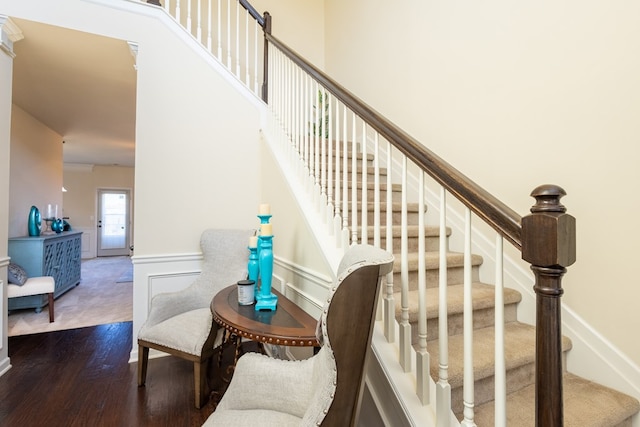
[255,233,277,311]
[28,206,42,236]
[51,218,64,234]
[247,244,259,300]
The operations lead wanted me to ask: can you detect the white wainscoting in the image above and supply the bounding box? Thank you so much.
[75,227,96,259]
[128,252,334,363]
[129,252,203,362]
[0,256,11,377]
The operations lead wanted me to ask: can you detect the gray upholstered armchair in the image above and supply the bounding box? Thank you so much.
[137,228,252,408]
[203,244,394,426]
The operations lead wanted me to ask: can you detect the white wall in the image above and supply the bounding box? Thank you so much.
[323,0,640,368]
[251,0,325,69]
[8,105,63,238]
[0,0,265,360]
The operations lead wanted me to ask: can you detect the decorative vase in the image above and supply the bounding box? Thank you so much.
[51,218,64,233]
[28,206,42,236]
[248,245,259,300]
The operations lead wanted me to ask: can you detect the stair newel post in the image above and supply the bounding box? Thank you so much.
[521,185,576,427]
[261,11,272,103]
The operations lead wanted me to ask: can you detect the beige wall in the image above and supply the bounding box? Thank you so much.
[8,105,63,238]
[63,165,134,229]
[63,164,134,258]
[251,0,325,69]
[323,0,640,365]
[133,17,262,255]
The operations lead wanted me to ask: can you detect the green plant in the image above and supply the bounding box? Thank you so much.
[312,90,330,138]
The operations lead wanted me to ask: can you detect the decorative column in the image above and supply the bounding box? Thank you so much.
[521,185,576,427]
[0,14,23,375]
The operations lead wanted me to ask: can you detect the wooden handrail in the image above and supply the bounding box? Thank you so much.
[265,32,523,249]
[239,0,265,27]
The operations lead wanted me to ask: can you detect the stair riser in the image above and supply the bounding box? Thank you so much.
[392,266,481,291]
[339,186,402,203]
[349,209,424,227]
[451,363,539,416]
[361,234,441,253]
[400,304,519,343]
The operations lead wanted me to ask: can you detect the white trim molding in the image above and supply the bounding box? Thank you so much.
[129,252,203,362]
[0,15,23,58]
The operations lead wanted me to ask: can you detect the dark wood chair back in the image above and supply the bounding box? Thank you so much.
[321,246,393,426]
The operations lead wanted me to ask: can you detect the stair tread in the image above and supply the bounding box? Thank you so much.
[356,201,425,212]
[394,283,522,322]
[474,372,640,427]
[359,224,446,237]
[393,251,483,271]
[426,322,572,389]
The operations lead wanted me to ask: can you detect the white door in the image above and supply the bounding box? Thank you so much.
[97,189,130,257]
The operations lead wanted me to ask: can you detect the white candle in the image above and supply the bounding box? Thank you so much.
[258,203,270,215]
[261,223,272,236]
[47,204,52,219]
[249,235,258,248]
[54,205,58,219]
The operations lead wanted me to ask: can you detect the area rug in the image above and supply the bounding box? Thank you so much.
[7,256,133,336]
[116,265,133,283]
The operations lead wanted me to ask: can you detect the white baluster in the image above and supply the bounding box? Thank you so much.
[326,93,334,231]
[416,171,429,404]
[217,0,221,59]
[175,0,181,24]
[334,102,342,242]
[226,0,231,68]
[437,187,452,427]
[350,114,358,245]
[320,88,327,212]
[253,18,258,94]
[461,208,476,427]
[314,82,321,208]
[373,132,380,248]
[206,0,212,51]
[235,2,240,77]
[495,235,506,427]
[399,155,411,372]
[196,0,202,42]
[245,11,249,85]
[341,106,350,249]
[186,0,192,35]
[360,122,368,245]
[384,141,395,342]
[304,74,311,189]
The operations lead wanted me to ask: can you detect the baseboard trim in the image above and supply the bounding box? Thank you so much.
[0,356,11,377]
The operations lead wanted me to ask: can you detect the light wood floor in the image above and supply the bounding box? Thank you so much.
[8,256,133,336]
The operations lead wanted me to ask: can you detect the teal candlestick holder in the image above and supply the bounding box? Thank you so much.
[248,245,259,300]
[257,214,272,225]
[255,234,277,311]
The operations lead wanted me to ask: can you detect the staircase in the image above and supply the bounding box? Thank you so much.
[129,1,640,424]
[345,149,640,426]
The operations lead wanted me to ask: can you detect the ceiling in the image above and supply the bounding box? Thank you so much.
[10,18,137,167]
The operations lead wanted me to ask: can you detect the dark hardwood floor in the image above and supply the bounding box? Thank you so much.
[0,322,252,427]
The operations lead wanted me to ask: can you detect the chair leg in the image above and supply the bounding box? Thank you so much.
[138,345,149,387]
[194,358,209,409]
[47,293,55,323]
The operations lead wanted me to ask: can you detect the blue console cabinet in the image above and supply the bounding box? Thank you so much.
[8,231,83,311]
